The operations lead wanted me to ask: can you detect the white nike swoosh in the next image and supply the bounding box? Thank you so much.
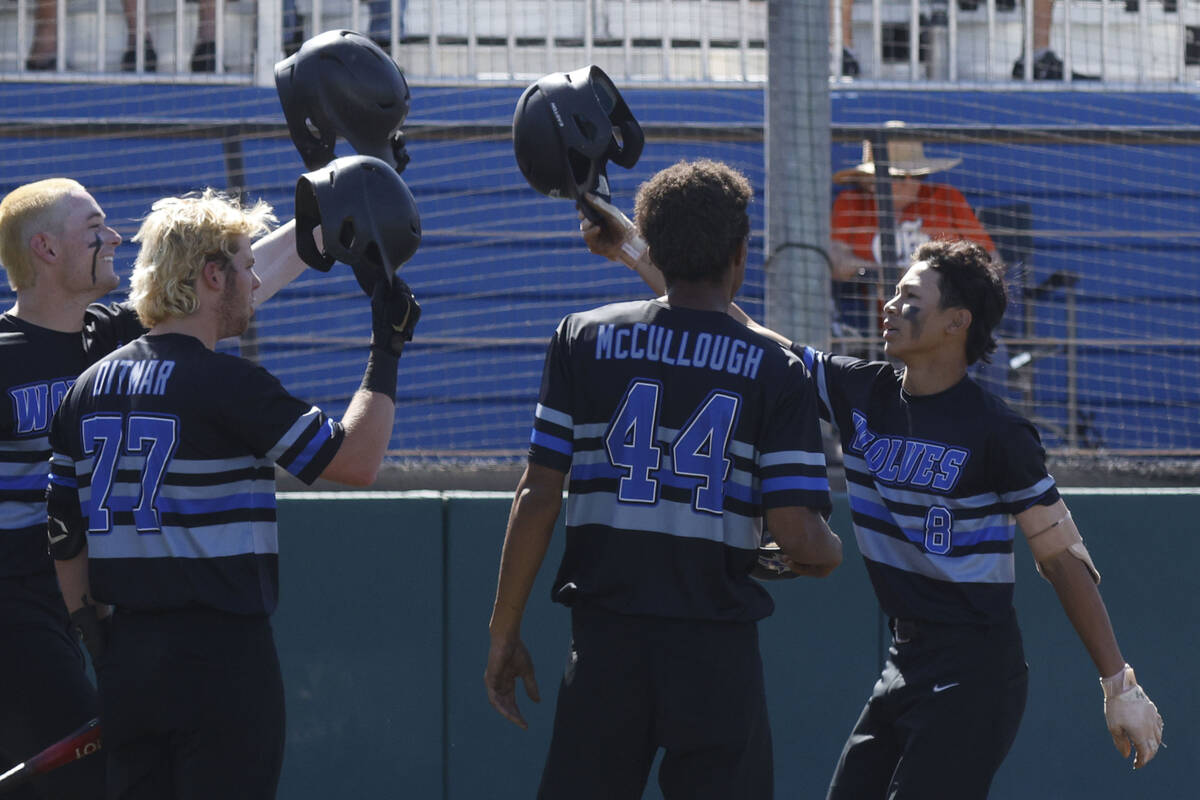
[932,682,960,693]
[48,533,68,544]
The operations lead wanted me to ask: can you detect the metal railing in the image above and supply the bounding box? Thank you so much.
[2,0,1196,85]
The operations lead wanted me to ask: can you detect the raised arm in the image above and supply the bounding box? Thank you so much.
[1017,498,1164,769]
[251,219,319,307]
[319,275,419,486]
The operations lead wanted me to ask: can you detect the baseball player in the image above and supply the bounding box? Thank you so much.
[582,201,1164,797]
[485,159,843,800]
[44,188,419,800]
[0,177,312,800]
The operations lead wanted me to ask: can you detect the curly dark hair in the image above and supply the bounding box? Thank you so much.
[912,239,1008,365]
[633,159,752,286]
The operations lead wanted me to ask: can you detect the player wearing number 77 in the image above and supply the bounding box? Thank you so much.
[582,196,1164,798]
[486,159,842,799]
[0,177,326,800]
[45,184,419,799]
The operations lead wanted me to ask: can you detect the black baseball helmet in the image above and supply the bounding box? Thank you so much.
[512,65,643,206]
[275,30,411,173]
[294,155,422,295]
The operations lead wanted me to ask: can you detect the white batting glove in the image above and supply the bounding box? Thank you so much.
[1101,664,1164,769]
[578,193,647,271]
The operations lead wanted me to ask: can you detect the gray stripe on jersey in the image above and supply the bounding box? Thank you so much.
[999,475,1057,505]
[71,454,266,481]
[535,403,572,429]
[565,492,761,550]
[0,436,50,453]
[857,527,1015,583]
[165,455,262,474]
[0,504,45,530]
[759,449,826,468]
[0,459,48,477]
[86,520,279,560]
[266,406,322,462]
[157,477,276,501]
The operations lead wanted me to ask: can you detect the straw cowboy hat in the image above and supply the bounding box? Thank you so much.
[833,122,962,184]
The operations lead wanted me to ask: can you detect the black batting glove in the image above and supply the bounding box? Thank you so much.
[370,273,420,358]
[69,606,110,664]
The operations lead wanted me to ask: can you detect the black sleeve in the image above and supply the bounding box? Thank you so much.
[526,318,573,474]
[215,355,346,485]
[989,416,1060,513]
[83,302,147,363]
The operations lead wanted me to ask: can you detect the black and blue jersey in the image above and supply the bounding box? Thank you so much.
[47,332,343,615]
[0,303,144,579]
[529,300,832,623]
[796,346,1059,626]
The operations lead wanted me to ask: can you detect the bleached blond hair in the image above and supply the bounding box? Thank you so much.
[129,189,276,328]
[0,178,87,290]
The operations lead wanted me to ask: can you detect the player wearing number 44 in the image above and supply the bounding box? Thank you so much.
[44,188,418,799]
[582,196,1164,798]
[486,159,843,800]
[0,177,322,800]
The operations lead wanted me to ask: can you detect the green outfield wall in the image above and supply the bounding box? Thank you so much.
[271,490,1197,799]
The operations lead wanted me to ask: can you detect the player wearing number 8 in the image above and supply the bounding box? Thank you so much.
[485,159,843,799]
[45,189,418,799]
[583,212,1164,794]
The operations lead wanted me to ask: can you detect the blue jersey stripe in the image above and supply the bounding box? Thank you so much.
[530,429,573,455]
[0,473,50,491]
[762,475,830,494]
[285,418,334,476]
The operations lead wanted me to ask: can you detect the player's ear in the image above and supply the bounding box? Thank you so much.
[200,258,225,291]
[29,232,56,261]
[946,307,972,335]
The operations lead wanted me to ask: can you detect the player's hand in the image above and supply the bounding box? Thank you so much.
[369,274,420,358]
[577,192,646,269]
[780,554,838,579]
[1101,664,1164,769]
[751,542,798,581]
[69,605,110,663]
[485,634,540,730]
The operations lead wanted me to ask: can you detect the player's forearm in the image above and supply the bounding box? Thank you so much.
[320,389,394,486]
[53,549,94,615]
[251,220,310,306]
[767,506,843,571]
[490,466,563,639]
[1040,552,1126,678]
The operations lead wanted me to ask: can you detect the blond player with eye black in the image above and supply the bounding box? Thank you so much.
[581,196,1164,800]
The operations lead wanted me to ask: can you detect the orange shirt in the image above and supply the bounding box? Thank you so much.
[831,183,995,264]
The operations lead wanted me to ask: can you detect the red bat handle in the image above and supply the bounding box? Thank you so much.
[0,718,102,792]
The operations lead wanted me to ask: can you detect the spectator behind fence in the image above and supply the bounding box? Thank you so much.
[26,0,219,72]
[1011,0,1099,80]
[832,0,859,76]
[829,125,995,335]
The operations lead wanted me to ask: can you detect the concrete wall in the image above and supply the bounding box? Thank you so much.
[271,489,1198,799]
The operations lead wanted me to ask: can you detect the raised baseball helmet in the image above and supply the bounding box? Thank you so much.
[294,155,422,295]
[512,65,643,210]
[275,29,411,173]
